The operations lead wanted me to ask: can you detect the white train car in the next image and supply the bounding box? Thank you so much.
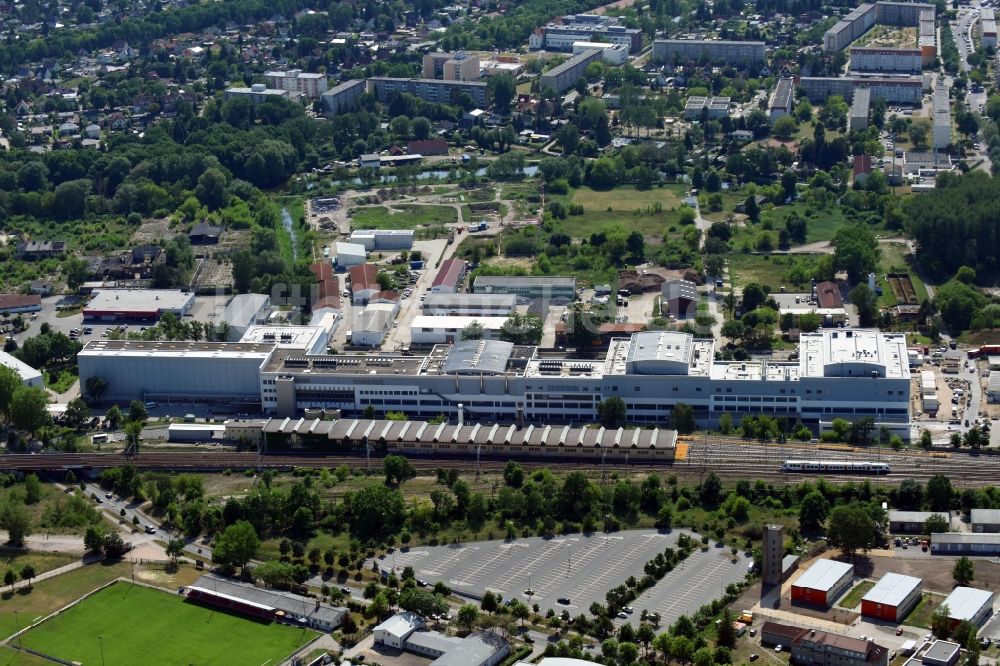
[781,460,890,475]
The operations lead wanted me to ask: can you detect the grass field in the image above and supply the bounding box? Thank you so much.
[727,253,820,291]
[838,580,875,609]
[0,549,76,580]
[877,241,928,307]
[902,592,944,628]
[349,204,458,229]
[0,647,51,666]
[20,581,317,666]
[855,24,918,48]
[555,185,689,238]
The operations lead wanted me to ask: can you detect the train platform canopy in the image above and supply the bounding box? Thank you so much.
[236,417,677,451]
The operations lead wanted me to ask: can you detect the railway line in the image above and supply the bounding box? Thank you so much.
[2,435,997,487]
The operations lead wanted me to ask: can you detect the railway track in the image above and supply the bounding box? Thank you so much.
[2,435,996,487]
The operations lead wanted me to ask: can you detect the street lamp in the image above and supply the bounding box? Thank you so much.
[98,636,106,666]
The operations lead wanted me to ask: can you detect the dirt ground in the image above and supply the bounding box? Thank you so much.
[132,218,178,243]
[352,644,433,666]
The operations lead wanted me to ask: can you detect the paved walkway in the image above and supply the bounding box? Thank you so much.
[4,559,86,593]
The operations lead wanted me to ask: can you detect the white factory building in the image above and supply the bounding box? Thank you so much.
[348,229,414,251]
[78,329,911,437]
[421,294,517,317]
[83,289,195,322]
[334,242,367,269]
[0,350,43,388]
[938,587,994,627]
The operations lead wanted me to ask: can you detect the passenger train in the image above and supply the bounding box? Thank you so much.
[780,460,891,474]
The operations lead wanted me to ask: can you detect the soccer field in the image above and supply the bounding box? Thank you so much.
[19,581,317,666]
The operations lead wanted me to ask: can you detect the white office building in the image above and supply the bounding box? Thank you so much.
[410,315,509,344]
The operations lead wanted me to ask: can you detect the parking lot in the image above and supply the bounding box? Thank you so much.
[374,529,748,618]
[618,546,750,627]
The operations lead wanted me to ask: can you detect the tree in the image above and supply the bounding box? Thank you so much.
[460,320,485,341]
[481,590,499,614]
[953,556,975,586]
[744,195,760,222]
[909,118,932,150]
[849,284,878,327]
[213,520,259,572]
[128,400,148,424]
[741,283,767,312]
[488,73,516,112]
[346,485,405,541]
[671,403,695,434]
[597,397,627,428]
[195,168,228,211]
[9,386,49,436]
[3,570,13,591]
[935,281,987,333]
[399,587,448,617]
[166,538,185,562]
[383,455,415,486]
[62,256,90,291]
[833,225,880,284]
[24,473,41,505]
[84,376,108,403]
[772,115,798,140]
[102,533,129,559]
[927,474,953,512]
[0,366,19,422]
[84,526,104,552]
[64,397,91,430]
[931,603,952,639]
[20,564,35,588]
[799,490,830,532]
[106,404,123,430]
[700,473,723,509]
[451,603,478,633]
[0,500,31,547]
[827,502,878,558]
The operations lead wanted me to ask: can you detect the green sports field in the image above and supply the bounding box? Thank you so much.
[19,581,317,666]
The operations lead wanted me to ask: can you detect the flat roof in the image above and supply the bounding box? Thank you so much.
[195,575,346,625]
[863,572,921,607]
[422,293,517,308]
[80,340,275,358]
[0,350,42,383]
[429,633,508,666]
[940,586,994,621]
[374,612,424,638]
[218,294,270,327]
[934,532,1000,545]
[793,559,853,592]
[406,630,462,653]
[799,329,909,379]
[412,315,509,331]
[239,325,326,350]
[924,641,961,664]
[971,508,1000,524]
[888,510,948,523]
[473,275,576,287]
[85,289,193,313]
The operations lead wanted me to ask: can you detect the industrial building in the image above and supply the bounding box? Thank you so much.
[791,559,854,606]
[367,77,488,108]
[652,39,766,65]
[83,289,195,322]
[78,340,273,405]
[223,83,289,105]
[529,14,642,53]
[263,69,328,98]
[79,329,912,436]
[348,229,414,251]
[931,532,1000,555]
[188,575,346,631]
[349,264,380,305]
[768,77,794,120]
[239,325,329,355]
[320,79,366,114]
[539,49,602,95]
[982,8,997,49]
[861,573,922,622]
[683,96,731,120]
[410,315,509,345]
[937,587,994,627]
[216,294,272,341]
[351,302,398,347]
[334,242,367,269]
[932,83,950,150]
[572,41,629,65]
[472,276,577,301]
[422,52,481,81]
[888,510,949,533]
[0,294,42,315]
[971,508,1000,533]
[431,259,468,294]
[850,88,872,131]
[373,612,508,666]
[849,47,922,74]
[0,350,42,388]
[799,75,923,104]
[421,294,517,317]
[761,622,889,666]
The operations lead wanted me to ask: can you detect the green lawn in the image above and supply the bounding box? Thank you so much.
[838,580,875,609]
[43,368,77,393]
[349,204,458,230]
[902,592,945,628]
[20,581,317,666]
[727,253,820,291]
[0,549,76,580]
[877,241,928,308]
[554,185,689,238]
[0,562,129,640]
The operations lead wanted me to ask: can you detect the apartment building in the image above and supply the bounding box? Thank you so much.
[422,52,481,81]
[652,39,766,65]
[263,69,328,98]
[224,83,289,106]
[799,75,922,104]
[849,47,922,73]
[367,77,488,108]
[538,49,602,95]
[320,79,366,114]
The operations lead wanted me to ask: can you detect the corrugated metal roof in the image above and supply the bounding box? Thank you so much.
[793,559,853,592]
[862,572,921,607]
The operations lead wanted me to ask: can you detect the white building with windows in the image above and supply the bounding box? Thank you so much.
[263,69,328,98]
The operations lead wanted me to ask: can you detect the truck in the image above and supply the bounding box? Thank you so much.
[469,221,488,232]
